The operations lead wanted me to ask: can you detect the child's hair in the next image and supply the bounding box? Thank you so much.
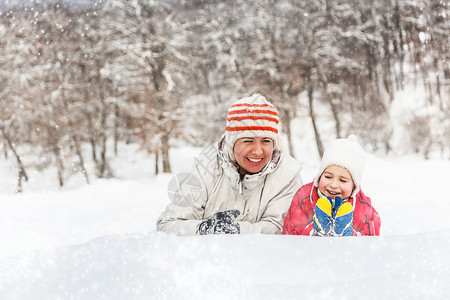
[313,135,366,198]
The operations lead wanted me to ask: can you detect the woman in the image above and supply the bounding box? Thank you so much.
[157,94,302,235]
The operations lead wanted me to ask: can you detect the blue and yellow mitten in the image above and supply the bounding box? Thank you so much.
[313,197,333,236]
[333,198,354,236]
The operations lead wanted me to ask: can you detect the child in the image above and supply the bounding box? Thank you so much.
[283,136,380,236]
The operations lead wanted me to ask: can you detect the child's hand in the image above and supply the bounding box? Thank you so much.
[333,198,354,236]
[313,197,333,236]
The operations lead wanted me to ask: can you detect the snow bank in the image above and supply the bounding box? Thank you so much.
[1,231,448,299]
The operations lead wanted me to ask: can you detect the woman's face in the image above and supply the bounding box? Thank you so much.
[318,165,355,199]
[233,137,274,174]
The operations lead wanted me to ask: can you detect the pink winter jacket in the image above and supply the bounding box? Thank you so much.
[283,182,381,236]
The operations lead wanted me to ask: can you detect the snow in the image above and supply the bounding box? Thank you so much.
[1,141,449,299]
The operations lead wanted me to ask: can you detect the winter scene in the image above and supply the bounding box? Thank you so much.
[0,0,449,299]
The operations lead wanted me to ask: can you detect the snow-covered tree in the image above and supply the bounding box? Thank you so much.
[0,0,448,190]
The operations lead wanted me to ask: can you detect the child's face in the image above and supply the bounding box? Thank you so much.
[318,165,355,199]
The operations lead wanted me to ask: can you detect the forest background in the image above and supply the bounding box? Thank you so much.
[0,0,448,192]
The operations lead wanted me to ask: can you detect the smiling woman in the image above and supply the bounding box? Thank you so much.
[233,137,274,174]
[157,94,303,236]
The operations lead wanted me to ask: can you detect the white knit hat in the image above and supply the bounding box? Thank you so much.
[313,135,366,198]
[225,94,280,161]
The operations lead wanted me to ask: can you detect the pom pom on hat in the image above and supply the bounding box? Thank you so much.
[314,135,366,198]
[225,94,280,161]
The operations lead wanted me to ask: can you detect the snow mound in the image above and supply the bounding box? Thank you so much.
[1,231,449,299]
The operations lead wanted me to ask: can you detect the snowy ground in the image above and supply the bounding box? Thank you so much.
[1,142,449,299]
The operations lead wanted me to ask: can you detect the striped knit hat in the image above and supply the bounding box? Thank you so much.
[225,94,280,161]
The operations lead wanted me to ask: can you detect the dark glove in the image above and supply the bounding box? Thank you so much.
[313,197,333,236]
[332,197,353,236]
[198,210,240,235]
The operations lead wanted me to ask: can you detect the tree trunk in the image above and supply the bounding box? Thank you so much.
[329,96,342,139]
[151,55,172,174]
[317,66,341,138]
[285,113,295,158]
[96,59,111,178]
[83,69,98,164]
[86,107,98,164]
[114,104,120,155]
[52,143,64,187]
[97,132,112,178]
[161,131,171,173]
[433,57,443,111]
[73,136,90,184]
[3,142,8,159]
[382,30,394,103]
[155,149,159,176]
[281,107,295,158]
[393,0,405,90]
[60,85,90,185]
[90,137,97,164]
[57,158,64,187]
[307,79,324,158]
[0,125,28,193]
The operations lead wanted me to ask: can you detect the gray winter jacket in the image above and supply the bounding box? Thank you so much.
[156,139,302,235]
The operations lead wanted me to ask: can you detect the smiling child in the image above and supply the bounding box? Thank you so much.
[283,136,380,236]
